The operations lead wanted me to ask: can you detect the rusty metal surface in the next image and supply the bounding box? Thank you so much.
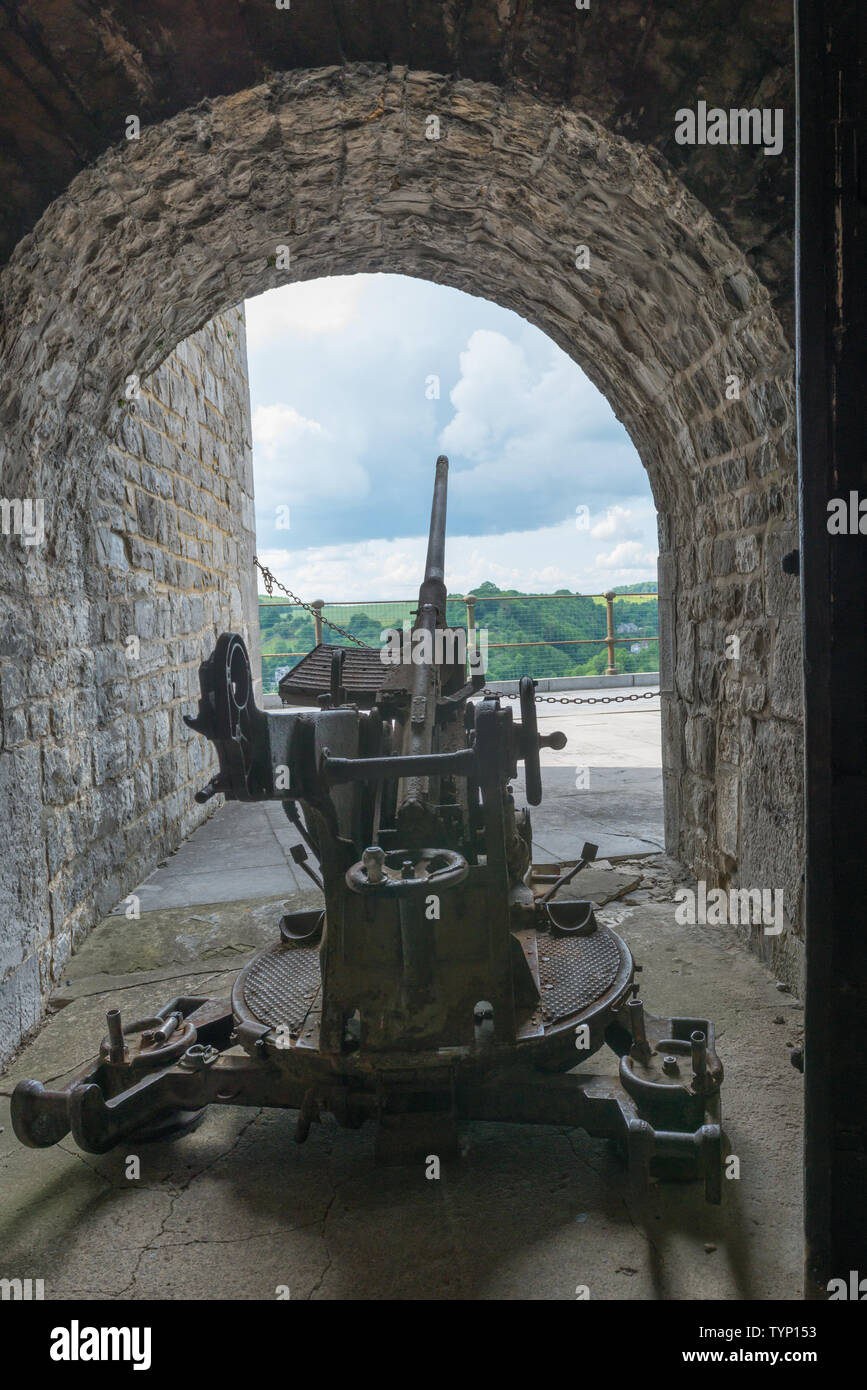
[278,643,383,707]
[537,927,624,1024]
[238,942,321,1033]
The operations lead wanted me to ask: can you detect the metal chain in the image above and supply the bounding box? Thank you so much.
[254,559,659,701]
[254,557,367,647]
[481,688,660,706]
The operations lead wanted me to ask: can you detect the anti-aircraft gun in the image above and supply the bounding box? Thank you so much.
[12,457,724,1199]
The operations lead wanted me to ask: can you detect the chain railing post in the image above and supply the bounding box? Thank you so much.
[464,594,476,675]
[312,600,324,647]
[604,591,617,675]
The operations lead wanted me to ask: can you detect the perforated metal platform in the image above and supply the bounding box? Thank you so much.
[240,941,321,1034]
[237,926,625,1034]
[537,928,623,1023]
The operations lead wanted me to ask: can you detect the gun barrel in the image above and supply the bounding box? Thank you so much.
[397,456,450,818]
[423,455,449,592]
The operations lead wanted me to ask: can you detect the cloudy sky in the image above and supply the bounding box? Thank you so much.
[246,274,657,600]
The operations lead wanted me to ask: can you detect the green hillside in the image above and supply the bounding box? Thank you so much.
[259,583,659,693]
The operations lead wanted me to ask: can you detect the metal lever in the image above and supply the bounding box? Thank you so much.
[539,842,599,905]
[290,843,324,891]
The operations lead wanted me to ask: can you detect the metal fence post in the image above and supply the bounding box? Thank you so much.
[465,594,476,675]
[312,600,324,647]
[604,591,616,674]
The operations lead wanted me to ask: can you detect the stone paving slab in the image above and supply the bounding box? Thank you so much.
[64,893,320,982]
[133,802,307,911]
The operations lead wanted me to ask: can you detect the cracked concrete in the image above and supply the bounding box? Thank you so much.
[0,702,802,1299]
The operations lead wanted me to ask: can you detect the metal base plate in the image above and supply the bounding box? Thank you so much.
[537,929,623,1023]
[234,924,629,1053]
[240,940,321,1037]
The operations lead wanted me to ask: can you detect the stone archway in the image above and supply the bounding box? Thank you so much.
[0,60,800,1055]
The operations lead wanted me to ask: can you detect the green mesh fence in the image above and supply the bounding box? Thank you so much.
[259,592,659,693]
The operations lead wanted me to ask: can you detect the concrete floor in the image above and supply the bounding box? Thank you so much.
[0,689,804,1299]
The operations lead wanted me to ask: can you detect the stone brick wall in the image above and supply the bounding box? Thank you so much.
[657,384,803,990]
[0,307,257,1065]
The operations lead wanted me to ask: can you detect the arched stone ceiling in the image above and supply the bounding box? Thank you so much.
[0,65,793,538]
[0,1,794,323]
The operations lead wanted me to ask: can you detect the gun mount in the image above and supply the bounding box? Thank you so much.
[12,457,724,1200]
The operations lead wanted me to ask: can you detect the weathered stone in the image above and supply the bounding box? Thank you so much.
[771,617,803,720]
[765,528,800,616]
[716,769,740,861]
[721,456,749,491]
[718,710,741,768]
[0,955,41,1054]
[741,681,769,715]
[683,771,713,831]
[735,534,761,574]
[685,715,716,777]
[739,717,804,966]
[0,307,256,1062]
[712,538,737,575]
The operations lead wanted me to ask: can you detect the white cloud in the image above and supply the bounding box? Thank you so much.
[438,329,641,524]
[252,402,369,510]
[590,505,641,540]
[244,275,657,577]
[259,517,658,603]
[254,403,325,448]
[246,276,367,348]
[440,331,535,456]
[596,540,658,573]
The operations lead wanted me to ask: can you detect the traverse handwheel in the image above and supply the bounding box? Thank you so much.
[346,847,469,896]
